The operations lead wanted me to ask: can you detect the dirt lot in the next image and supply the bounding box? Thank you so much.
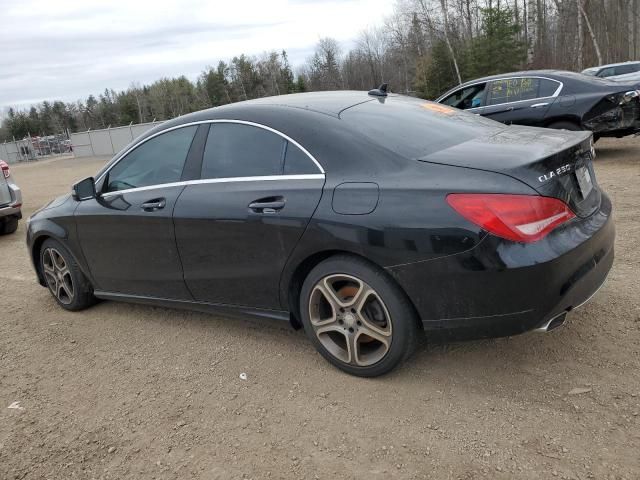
[0,139,639,480]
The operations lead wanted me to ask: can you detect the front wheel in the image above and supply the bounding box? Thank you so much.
[40,238,96,311]
[299,255,419,377]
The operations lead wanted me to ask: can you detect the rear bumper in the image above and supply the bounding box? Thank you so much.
[0,204,21,218]
[0,181,22,219]
[387,193,615,340]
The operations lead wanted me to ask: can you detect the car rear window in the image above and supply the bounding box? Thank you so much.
[340,97,504,159]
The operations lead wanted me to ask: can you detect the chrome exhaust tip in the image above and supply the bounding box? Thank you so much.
[535,312,568,333]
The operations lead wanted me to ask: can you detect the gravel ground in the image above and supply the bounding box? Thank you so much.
[0,139,639,480]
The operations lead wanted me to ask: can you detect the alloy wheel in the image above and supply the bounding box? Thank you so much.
[308,274,392,366]
[42,247,74,305]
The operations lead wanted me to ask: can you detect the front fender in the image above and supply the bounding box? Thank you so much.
[27,217,93,288]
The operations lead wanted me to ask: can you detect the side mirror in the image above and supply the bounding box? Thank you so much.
[72,177,96,201]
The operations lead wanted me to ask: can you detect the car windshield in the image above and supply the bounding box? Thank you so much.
[341,96,504,160]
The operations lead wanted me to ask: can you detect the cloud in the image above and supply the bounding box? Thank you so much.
[0,0,389,109]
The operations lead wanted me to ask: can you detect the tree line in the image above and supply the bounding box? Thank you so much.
[2,0,638,142]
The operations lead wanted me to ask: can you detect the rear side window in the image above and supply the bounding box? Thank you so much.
[105,126,197,192]
[615,64,640,75]
[201,123,285,179]
[488,78,540,104]
[284,142,318,174]
[487,77,560,105]
[539,78,561,97]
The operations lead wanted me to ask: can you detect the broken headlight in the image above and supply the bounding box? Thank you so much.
[620,90,640,105]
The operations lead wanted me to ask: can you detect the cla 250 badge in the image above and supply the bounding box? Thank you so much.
[538,164,571,183]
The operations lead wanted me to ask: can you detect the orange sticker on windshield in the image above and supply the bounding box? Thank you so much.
[421,103,456,115]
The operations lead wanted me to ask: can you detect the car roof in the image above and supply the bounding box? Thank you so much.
[583,60,640,71]
[454,70,568,87]
[190,91,373,119]
[100,91,404,177]
[99,92,500,178]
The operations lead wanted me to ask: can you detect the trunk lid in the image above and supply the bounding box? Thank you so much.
[417,126,600,218]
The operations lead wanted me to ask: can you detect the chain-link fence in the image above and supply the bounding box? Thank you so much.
[0,133,72,164]
[70,121,163,158]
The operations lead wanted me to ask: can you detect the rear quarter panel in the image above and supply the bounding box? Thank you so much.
[278,160,537,309]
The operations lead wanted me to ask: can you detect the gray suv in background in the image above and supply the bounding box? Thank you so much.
[0,160,22,234]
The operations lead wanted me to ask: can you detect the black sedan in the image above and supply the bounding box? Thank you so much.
[435,70,640,139]
[26,91,614,377]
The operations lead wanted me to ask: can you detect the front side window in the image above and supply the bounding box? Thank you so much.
[582,68,598,76]
[597,67,615,77]
[104,126,197,192]
[201,123,285,179]
[441,83,487,110]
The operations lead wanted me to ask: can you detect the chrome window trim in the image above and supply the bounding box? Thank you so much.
[100,174,326,198]
[96,119,325,189]
[436,76,564,108]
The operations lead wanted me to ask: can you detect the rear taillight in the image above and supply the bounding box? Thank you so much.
[446,193,575,243]
[0,160,9,179]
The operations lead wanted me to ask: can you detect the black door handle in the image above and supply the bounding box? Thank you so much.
[248,196,285,213]
[141,198,166,211]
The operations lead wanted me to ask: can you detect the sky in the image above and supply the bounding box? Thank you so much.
[0,0,389,114]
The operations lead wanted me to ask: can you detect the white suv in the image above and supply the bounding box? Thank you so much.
[0,160,22,234]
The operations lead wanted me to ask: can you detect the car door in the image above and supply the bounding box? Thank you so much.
[438,82,488,115]
[173,121,325,310]
[482,77,560,126]
[75,125,200,299]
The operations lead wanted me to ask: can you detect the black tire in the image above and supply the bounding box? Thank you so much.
[299,255,419,377]
[547,120,582,131]
[0,216,18,235]
[40,238,96,311]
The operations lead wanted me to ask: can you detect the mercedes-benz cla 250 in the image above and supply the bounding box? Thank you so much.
[26,91,614,377]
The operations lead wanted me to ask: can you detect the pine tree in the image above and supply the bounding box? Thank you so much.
[465,6,527,78]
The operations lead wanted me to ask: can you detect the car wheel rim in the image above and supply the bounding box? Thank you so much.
[309,274,392,367]
[42,248,74,305]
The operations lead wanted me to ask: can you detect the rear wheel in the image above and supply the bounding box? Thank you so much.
[299,255,419,377]
[0,216,18,235]
[547,120,582,131]
[40,238,96,311]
